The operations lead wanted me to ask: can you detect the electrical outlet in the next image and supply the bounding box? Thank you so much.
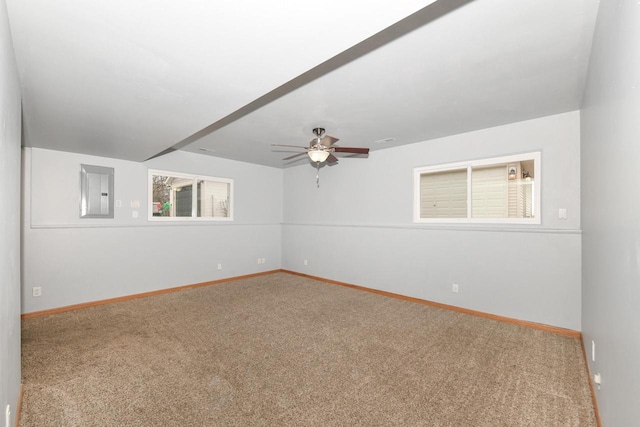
[304,259,308,266]
[217,263,222,271]
[32,286,42,297]
[452,283,459,293]
[257,258,262,265]
[261,258,266,264]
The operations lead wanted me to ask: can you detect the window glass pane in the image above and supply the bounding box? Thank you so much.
[420,169,467,218]
[471,164,508,218]
[151,174,171,217]
[471,160,535,219]
[196,179,230,218]
[173,182,193,217]
[151,174,193,217]
[520,159,535,219]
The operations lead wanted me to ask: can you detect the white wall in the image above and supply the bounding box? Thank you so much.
[0,0,22,424]
[283,111,582,330]
[581,0,640,425]
[22,148,283,313]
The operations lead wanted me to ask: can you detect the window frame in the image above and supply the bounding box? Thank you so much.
[413,152,541,224]
[147,169,234,222]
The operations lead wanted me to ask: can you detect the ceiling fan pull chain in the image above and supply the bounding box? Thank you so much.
[316,162,320,188]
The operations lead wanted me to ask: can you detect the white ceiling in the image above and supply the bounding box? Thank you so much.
[7,0,599,168]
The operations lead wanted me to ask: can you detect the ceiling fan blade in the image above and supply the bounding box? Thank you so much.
[282,152,308,161]
[326,153,339,164]
[333,147,370,154]
[272,144,309,149]
[320,135,339,147]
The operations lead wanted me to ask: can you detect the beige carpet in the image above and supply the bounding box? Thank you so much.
[20,272,596,426]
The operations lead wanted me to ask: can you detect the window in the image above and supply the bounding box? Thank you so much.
[148,169,233,221]
[414,152,540,224]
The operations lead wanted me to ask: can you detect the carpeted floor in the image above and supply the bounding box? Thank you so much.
[20,272,596,426]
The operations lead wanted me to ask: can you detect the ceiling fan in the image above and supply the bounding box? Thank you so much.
[272,128,370,187]
[272,128,370,164]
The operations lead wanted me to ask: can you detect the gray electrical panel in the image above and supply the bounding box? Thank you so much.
[80,164,114,218]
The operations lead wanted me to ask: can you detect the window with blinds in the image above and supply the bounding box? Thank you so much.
[414,152,540,224]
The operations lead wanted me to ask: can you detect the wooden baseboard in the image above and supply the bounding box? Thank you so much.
[14,384,23,427]
[281,269,582,338]
[22,268,581,339]
[21,270,280,319]
[580,335,603,427]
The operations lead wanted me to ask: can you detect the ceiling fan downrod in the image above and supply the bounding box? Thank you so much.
[313,127,325,145]
[313,128,325,187]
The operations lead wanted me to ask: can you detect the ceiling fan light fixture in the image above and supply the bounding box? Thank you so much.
[308,149,330,163]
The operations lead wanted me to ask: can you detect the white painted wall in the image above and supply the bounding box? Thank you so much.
[283,112,582,330]
[22,148,283,313]
[0,0,22,424]
[581,0,640,425]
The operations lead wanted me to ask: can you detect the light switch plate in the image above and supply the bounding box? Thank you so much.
[558,208,567,219]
